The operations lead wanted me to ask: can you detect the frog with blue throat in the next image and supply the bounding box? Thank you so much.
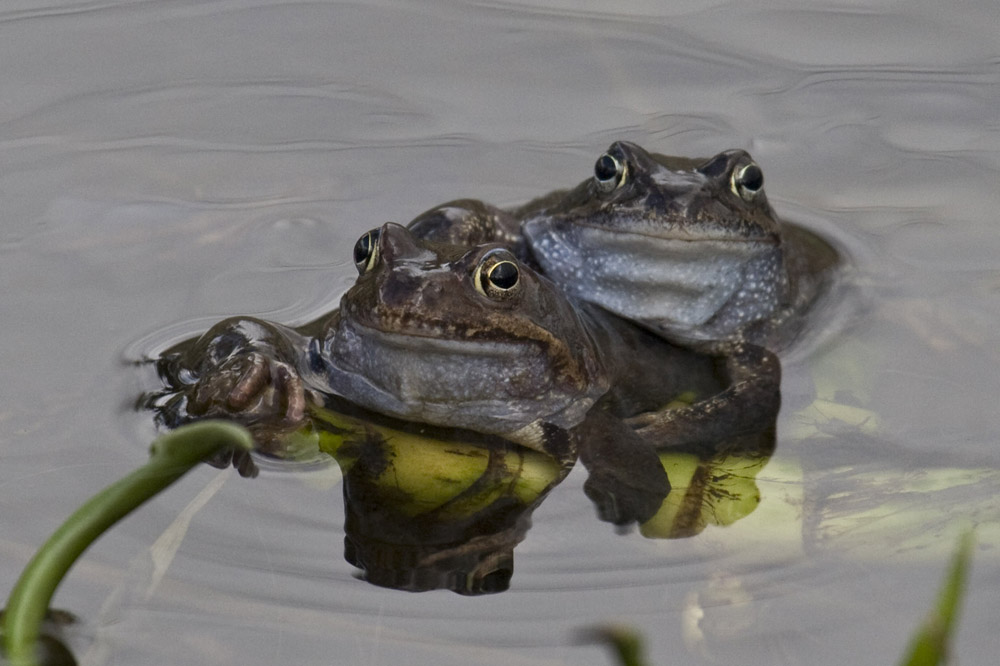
[154,223,738,524]
[408,141,839,443]
[516,141,839,350]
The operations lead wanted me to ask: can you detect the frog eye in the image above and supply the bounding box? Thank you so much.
[353,228,381,274]
[593,152,627,194]
[731,162,764,201]
[474,249,521,300]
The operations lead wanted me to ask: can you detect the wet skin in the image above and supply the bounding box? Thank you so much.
[410,142,839,441]
[516,141,839,349]
[156,224,732,523]
[152,142,817,515]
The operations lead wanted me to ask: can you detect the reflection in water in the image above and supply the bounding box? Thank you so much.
[323,404,567,594]
[143,217,786,534]
[144,388,777,594]
[1,0,996,660]
[643,430,775,540]
[137,196,781,595]
[0,609,80,666]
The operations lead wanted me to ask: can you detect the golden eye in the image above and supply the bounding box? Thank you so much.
[352,228,381,274]
[593,152,627,194]
[474,250,521,300]
[731,162,764,201]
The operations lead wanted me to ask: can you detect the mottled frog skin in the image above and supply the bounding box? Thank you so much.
[150,142,815,519]
[155,224,735,523]
[319,222,609,444]
[517,141,839,350]
[405,143,839,444]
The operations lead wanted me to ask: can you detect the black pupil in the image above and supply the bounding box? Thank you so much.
[487,261,518,290]
[739,164,763,192]
[353,230,378,267]
[594,154,620,182]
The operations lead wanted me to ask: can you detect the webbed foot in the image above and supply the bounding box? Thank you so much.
[575,410,671,525]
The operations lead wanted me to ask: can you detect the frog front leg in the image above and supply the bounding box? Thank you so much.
[152,317,317,474]
[573,407,671,526]
[628,341,781,452]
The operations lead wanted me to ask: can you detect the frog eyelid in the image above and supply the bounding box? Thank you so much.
[593,152,628,194]
[473,249,521,300]
[353,228,381,275]
[731,162,764,202]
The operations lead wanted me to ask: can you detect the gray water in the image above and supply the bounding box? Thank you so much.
[2,1,998,664]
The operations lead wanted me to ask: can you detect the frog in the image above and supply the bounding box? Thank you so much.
[153,223,738,524]
[407,143,836,442]
[405,197,525,256]
[317,222,609,445]
[511,142,841,441]
[515,141,840,351]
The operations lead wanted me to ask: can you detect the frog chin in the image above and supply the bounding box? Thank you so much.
[524,219,785,337]
[322,317,596,442]
[324,363,596,447]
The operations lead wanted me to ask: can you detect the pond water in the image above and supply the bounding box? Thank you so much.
[2,0,998,664]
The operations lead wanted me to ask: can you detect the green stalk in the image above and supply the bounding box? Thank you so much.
[899,529,975,666]
[2,421,252,666]
[582,625,648,666]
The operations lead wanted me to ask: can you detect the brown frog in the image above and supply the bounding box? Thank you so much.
[517,141,839,349]
[405,143,838,443]
[154,224,734,524]
[515,142,840,441]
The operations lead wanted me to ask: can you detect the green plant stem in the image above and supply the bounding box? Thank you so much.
[583,625,648,666]
[2,421,252,666]
[900,528,975,666]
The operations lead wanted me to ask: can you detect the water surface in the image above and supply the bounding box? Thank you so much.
[2,1,998,664]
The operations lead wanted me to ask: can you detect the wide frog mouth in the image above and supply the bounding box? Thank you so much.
[320,314,603,441]
[563,212,780,243]
[528,142,782,243]
[524,185,783,243]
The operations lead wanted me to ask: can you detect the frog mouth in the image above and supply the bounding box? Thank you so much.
[321,316,596,437]
[534,214,779,244]
[334,315,537,357]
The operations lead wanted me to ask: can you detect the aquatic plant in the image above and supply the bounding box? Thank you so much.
[898,529,974,666]
[585,529,974,666]
[1,416,975,666]
[1,421,252,666]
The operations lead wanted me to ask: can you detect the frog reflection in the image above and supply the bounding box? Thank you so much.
[642,427,775,540]
[305,397,568,594]
[152,225,743,525]
[330,398,774,593]
[217,395,773,595]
